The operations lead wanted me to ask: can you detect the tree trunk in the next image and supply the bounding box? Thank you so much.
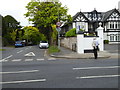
[48,26,53,46]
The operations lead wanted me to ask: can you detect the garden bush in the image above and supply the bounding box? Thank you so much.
[104,40,109,44]
[65,28,76,37]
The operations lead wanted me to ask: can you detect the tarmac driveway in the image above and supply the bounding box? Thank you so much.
[104,44,119,54]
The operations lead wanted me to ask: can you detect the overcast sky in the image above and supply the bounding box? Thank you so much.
[0,0,120,26]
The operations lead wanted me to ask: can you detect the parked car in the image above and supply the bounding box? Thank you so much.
[15,41,25,47]
[39,41,49,49]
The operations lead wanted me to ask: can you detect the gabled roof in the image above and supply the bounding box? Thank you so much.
[62,11,89,27]
[73,11,89,22]
[61,8,120,28]
[102,8,120,21]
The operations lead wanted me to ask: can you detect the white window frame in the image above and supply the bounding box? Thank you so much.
[110,34,114,41]
[108,22,119,29]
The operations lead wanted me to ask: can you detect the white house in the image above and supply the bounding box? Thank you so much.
[61,8,120,44]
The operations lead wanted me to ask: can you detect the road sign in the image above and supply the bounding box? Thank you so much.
[56,22,61,27]
[56,27,61,32]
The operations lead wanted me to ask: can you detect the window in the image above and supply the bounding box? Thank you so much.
[109,22,114,29]
[115,34,120,41]
[116,35,118,41]
[115,22,118,29]
[112,22,114,29]
[118,22,120,29]
[110,34,114,41]
[110,22,112,29]
[118,34,120,41]
[109,22,119,29]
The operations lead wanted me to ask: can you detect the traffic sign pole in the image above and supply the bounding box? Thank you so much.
[56,22,61,49]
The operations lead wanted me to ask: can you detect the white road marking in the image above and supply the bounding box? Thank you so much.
[1,55,13,60]
[25,59,33,61]
[0,70,39,74]
[0,60,3,62]
[24,52,35,56]
[0,60,8,62]
[48,58,56,60]
[17,50,23,53]
[76,75,120,79]
[36,59,44,61]
[0,79,46,84]
[73,66,120,70]
[12,59,22,62]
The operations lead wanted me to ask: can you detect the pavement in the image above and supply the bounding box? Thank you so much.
[50,44,120,59]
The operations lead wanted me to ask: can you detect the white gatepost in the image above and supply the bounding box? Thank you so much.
[77,31,84,54]
[97,22,104,51]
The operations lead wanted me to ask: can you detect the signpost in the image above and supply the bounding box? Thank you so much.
[56,22,61,27]
[56,22,61,49]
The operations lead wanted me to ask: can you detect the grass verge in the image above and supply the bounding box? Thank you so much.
[0,49,6,51]
[48,46,60,54]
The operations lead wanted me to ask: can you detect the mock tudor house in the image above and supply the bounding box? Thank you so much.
[61,8,120,44]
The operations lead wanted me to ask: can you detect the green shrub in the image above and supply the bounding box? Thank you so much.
[65,28,76,37]
[104,40,109,44]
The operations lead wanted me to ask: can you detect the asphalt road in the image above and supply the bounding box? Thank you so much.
[0,45,119,88]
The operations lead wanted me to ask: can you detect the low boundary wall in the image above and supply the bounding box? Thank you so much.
[60,37,77,50]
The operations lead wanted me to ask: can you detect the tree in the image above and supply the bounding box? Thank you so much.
[51,24,58,45]
[2,15,21,36]
[2,15,21,46]
[25,0,72,45]
[23,26,46,44]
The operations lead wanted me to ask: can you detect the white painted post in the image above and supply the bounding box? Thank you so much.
[77,31,84,54]
[97,22,104,51]
[73,22,76,28]
[85,23,88,31]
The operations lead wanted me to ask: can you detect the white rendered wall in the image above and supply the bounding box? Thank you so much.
[97,26,104,51]
[85,23,88,31]
[77,23,104,53]
[83,37,99,50]
[77,34,84,54]
[73,22,76,28]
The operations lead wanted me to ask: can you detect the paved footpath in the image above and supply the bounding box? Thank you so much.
[50,44,119,59]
